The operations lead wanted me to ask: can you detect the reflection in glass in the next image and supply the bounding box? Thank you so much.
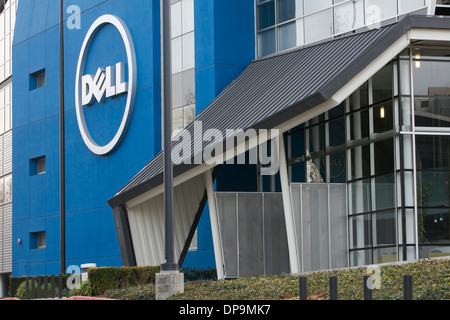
[417,171,450,208]
[304,9,332,44]
[277,21,297,51]
[415,97,450,128]
[398,0,426,14]
[418,208,450,245]
[334,0,364,35]
[413,60,450,96]
[374,174,395,211]
[416,135,450,171]
[258,0,275,30]
[373,102,393,133]
[372,63,393,104]
[258,28,276,57]
[350,214,371,248]
[349,179,371,214]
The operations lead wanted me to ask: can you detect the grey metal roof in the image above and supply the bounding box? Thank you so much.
[108,15,450,207]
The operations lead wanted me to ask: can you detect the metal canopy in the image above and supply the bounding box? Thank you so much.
[108,15,450,209]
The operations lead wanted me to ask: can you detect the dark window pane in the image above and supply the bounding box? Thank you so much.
[277,0,296,23]
[373,101,393,133]
[372,63,393,104]
[374,139,394,176]
[258,1,275,30]
[415,97,450,128]
[350,144,370,180]
[416,135,450,171]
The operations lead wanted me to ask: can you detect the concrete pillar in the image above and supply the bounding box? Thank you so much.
[155,270,184,300]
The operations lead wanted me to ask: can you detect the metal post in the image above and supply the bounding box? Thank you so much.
[161,0,177,272]
[37,277,41,298]
[31,277,35,299]
[59,0,66,276]
[44,276,48,299]
[403,275,413,300]
[299,277,307,300]
[51,275,55,298]
[58,274,63,299]
[25,277,29,300]
[329,276,338,300]
[363,275,372,300]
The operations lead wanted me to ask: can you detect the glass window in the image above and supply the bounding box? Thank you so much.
[349,109,369,140]
[413,60,450,97]
[182,32,195,70]
[416,135,450,171]
[374,174,395,211]
[418,208,450,245]
[373,211,396,246]
[372,63,393,104]
[276,0,304,23]
[277,21,297,51]
[398,0,426,14]
[304,0,332,14]
[258,28,276,57]
[349,144,370,180]
[258,0,275,30]
[182,68,196,106]
[417,171,450,207]
[374,139,394,176]
[171,1,182,38]
[365,0,397,23]
[334,0,364,35]
[182,0,195,34]
[171,37,182,74]
[172,73,183,109]
[349,214,372,248]
[349,179,372,214]
[304,9,332,44]
[373,102,393,133]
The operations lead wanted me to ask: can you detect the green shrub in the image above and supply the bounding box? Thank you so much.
[68,280,92,297]
[88,266,160,296]
[15,280,61,299]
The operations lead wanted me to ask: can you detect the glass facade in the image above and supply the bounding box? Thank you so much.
[255,0,428,58]
[0,0,15,277]
[171,0,196,132]
[284,47,450,267]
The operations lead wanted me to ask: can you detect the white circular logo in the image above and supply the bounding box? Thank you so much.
[75,15,137,156]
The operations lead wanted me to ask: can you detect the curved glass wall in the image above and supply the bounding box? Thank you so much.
[255,0,428,58]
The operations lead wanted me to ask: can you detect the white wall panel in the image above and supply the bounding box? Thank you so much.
[127,175,205,267]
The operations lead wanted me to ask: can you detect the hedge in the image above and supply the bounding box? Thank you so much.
[88,266,160,296]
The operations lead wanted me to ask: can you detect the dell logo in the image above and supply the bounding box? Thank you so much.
[82,62,128,106]
[75,15,137,156]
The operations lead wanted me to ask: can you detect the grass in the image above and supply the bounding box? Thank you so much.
[103,258,450,300]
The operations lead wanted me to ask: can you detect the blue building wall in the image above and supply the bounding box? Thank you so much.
[12,0,254,277]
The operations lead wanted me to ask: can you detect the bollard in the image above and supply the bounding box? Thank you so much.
[403,275,413,300]
[363,275,372,300]
[329,276,338,300]
[299,277,307,300]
